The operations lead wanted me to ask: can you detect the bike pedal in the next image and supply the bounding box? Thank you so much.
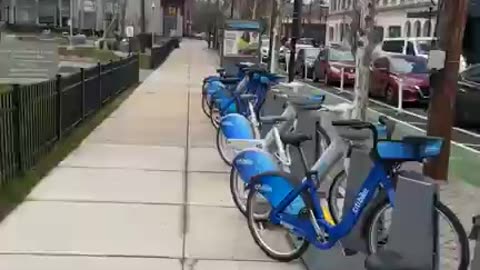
[342,248,358,256]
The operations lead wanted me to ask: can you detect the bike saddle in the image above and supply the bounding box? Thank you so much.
[280,133,312,147]
[365,250,424,270]
[259,115,289,125]
[288,95,325,111]
[219,78,241,84]
[240,94,257,101]
[216,68,225,73]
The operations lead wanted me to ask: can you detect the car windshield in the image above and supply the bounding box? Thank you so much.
[416,40,434,55]
[329,48,354,62]
[305,49,320,59]
[390,57,428,74]
[261,39,270,47]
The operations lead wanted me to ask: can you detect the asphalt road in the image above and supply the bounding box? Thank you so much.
[301,79,480,153]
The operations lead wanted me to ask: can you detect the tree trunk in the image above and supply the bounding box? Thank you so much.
[252,0,258,20]
[351,0,376,120]
[270,0,283,73]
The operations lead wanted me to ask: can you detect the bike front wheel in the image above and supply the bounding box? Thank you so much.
[246,174,310,262]
[201,92,211,117]
[216,128,235,166]
[209,103,221,129]
[366,199,470,270]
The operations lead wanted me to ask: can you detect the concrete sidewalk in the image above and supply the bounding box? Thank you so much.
[0,39,303,269]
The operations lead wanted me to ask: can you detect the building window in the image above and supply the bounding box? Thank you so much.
[414,20,421,37]
[329,27,334,41]
[404,21,411,37]
[423,21,431,37]
[388,26,402,38]
[374,26,384,43]
[383,0,388,6]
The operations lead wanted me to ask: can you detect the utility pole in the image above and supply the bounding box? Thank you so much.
[425,0,469,180]
[215,0,220,49]
[288,0,302,82]
[141,0,146,33]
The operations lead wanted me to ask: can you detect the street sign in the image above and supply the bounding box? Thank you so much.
[0,37,58,84]
[126,26,135,38]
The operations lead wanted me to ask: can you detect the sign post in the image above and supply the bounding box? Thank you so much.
[126,26,135,56]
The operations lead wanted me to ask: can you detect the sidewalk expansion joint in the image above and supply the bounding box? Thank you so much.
[24,199,185,207]
[0,252,182,260]
[181,53,192,269]
[58,165,185,173]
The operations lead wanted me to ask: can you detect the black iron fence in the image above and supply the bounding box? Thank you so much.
[151,38,180,69]
[0,55,139,185]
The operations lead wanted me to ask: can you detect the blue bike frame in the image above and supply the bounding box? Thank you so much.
[267,160,396,249]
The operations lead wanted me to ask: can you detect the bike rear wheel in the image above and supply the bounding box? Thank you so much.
[366,199,470,270]
[246,174,310,262]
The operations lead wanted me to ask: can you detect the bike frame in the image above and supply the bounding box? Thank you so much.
[269,159,396,249]
[228,97,299,172]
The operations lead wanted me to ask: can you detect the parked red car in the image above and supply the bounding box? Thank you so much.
[312,46,356,85]
[369,55,430,104]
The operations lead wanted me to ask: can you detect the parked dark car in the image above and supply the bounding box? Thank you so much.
[312,46,356,85]
[369,55,430,104]
[295,48,321,78]
[456,64,480,127]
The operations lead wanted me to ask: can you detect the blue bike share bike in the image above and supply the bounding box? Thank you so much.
[201,62,255,119]
[208,67,284,129]
[241,120,469,268]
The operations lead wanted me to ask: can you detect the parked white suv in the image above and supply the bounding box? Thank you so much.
[376,37,435,58]
[375,37,467,72]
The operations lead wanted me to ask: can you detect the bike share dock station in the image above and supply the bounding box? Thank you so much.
[264,84,444,270]
[220,20,262,75]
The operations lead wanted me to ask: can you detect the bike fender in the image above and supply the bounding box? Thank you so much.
[220,114,255,140]
[250,171,306,215]
[232,149,279,185]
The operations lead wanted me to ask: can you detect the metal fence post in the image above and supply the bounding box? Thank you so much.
[340,67,345,92]
[55,74,63,140]
[80,68,86,118]
[397,79,403,114]
[12,84,23,174]
[470,215,480,269]
[314,121,320,160]
[97,62,102,107]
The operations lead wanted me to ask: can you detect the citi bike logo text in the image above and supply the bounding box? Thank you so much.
[352,188,369,214]
[235,158,253,166]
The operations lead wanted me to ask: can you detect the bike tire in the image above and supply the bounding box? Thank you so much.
[365,199,470,270]
[209,103,220,129]
[327,170,347,224]
[201,92,211,117]
[229,166,248,217]
[216,128,234,166]
[246,171,311,262]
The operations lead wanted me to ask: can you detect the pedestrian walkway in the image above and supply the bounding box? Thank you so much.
[0,39,304,269]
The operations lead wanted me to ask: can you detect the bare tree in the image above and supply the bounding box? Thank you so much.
[349,0,377,120]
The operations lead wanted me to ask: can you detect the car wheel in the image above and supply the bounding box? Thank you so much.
[385,86,397,105]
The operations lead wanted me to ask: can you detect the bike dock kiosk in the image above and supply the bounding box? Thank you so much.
[220,20,262,75]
